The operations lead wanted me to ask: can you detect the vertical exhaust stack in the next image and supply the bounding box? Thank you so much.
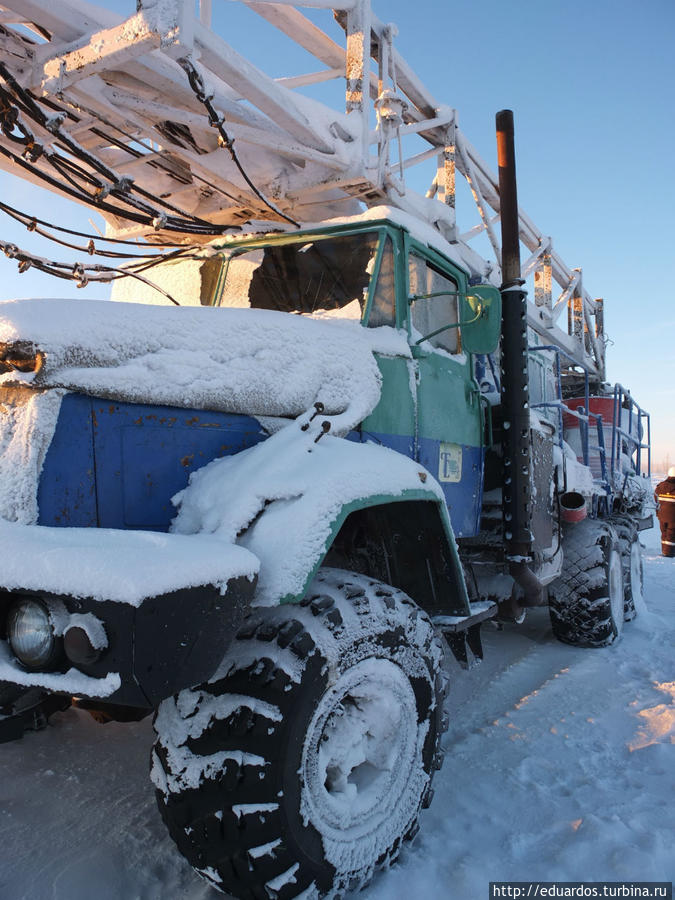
[496,110,542,605]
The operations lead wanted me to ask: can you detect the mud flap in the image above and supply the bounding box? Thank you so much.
[442,624,484,668]
[432,601,497,669]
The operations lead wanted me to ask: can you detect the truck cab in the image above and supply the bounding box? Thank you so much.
[110,217,500,539]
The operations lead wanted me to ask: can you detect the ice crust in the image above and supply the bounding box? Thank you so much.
[0,388,64,524]
[318,205,495,282]
[66,612,108,650]
[0,294,433,610]
[152,569,440,885]
[3,519,673,897]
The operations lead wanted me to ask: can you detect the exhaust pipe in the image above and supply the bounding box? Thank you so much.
[496,109,544,607]
[559,491,587,524]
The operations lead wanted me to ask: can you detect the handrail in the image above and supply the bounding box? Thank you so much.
[610,383,651,478]
[527,346,651,492]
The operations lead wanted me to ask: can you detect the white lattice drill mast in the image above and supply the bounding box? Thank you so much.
[0,0,604,376]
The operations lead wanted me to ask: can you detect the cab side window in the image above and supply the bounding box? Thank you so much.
[409,253,460,353]
[367,236,396,327]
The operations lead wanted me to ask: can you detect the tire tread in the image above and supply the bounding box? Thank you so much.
[153,569,447,900]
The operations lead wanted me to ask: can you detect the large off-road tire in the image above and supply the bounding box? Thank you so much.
[151,568,447,900]
[609,516,644,621]
[549,519,624,647]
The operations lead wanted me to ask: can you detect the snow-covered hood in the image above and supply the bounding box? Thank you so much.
[0,299,411,435]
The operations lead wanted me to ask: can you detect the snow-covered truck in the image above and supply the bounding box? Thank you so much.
[0,1,653,898]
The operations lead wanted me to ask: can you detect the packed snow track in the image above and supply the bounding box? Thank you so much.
[0,525,672,900]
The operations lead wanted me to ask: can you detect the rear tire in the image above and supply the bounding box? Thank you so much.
[151,569,447,899]
[549,519,624,647]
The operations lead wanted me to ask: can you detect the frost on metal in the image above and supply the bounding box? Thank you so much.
[0,387,64,524]
[152,568,442,886]
[0,0,606,377]
[0,640,121,697]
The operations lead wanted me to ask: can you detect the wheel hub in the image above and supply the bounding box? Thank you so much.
[302,658,420,838]
[629,540,643,607]
[608,548,625,636]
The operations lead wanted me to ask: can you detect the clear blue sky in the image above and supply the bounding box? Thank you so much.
[1,0,673,466]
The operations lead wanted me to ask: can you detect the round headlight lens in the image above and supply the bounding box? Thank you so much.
[7,599,56,669]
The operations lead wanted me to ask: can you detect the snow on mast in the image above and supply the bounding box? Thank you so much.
[0,0,604,377]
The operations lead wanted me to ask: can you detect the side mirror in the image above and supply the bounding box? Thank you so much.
[460,285,501,354]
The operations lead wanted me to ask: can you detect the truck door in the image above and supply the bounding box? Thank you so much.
[408,247,484,537]
[358,233,416,458]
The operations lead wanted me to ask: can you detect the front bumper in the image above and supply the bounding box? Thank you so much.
[0,578,255,707]
[0,524,259,708]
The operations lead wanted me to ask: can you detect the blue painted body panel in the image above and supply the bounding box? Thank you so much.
[38,394,266,532]
[417,438,484,537]
[359,430,413,457]
[38,396,481,538]
[356,430,483,538]
[37,393,98,527]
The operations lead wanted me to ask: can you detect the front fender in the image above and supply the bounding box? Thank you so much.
[304,491,471,618]
[172,423,470,614]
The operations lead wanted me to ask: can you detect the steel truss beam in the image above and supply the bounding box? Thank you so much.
[0,0,605,376]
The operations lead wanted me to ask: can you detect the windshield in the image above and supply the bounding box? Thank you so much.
[214,232,382,321]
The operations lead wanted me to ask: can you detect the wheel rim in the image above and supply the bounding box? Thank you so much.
[608,548,624,635]
[301,658,422,860]
[629,540,643,607]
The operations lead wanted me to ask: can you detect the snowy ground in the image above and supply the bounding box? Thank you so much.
[1,522,673,900]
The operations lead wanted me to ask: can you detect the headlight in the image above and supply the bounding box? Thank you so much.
[64,621,105,667]
[7,598,59,670]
